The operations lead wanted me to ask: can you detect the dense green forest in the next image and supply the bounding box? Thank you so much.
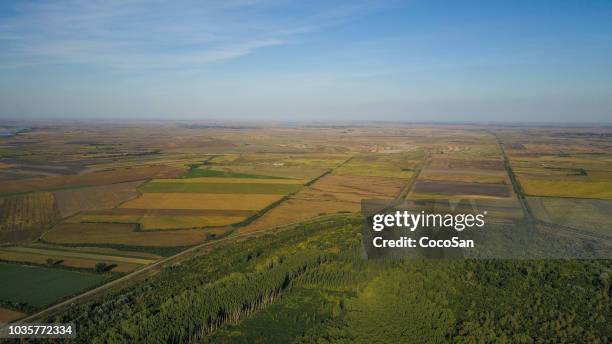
[37,216,610,343]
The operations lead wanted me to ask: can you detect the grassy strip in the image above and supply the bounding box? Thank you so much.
[24,244,160,260]
[0,246,154,265]
[37,239,189,257]
[0,258,123,276]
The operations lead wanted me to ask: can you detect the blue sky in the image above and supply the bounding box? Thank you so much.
[0,0,611,122]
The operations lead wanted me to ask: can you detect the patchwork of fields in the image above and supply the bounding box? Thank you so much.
[44,159,311,248]
[0,124,610,324]
[200,153,347,180]
[240,153,417,233]
[502,132,612,200]
[82,175,302,229]
[410,158,513,200]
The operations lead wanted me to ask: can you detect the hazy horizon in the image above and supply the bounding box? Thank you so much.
[1,1,611,122]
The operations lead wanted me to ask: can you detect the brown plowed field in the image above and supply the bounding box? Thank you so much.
[0,165,186,195]
[54,181,144,217]
[412,181,511,197]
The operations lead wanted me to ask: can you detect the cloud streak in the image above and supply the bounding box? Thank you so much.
[0,0,377,69]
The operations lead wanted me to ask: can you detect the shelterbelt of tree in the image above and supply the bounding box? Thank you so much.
[32,215,609,343]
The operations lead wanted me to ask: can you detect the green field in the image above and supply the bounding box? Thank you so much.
[520,179,612,199]
[528,197,612,236]
[0,262,108,308]
[182,168,287,179]
[334,155,417,179]
[139,182,302,194]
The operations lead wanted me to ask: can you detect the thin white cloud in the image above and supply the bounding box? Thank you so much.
[0,0,382,69]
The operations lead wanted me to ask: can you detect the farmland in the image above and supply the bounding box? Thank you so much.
[0,262,108,308]
[56,175,304,231]
[499,128,612,201]
[520,180,612,199]
[241,161,412,233]
[410,157,513,200]
[0,192,59,244]
[139,181,302,194]
[121,193,283,210]
[333,154,419,178]
[42,223,222,248]
[412,180,511,198]
[0,122,610,339]
[0,245,159,273]
[155,177,305,184]
[201,153,348,180]
[0,307,25,323]
[60,174,311,231]
[53,180,144,217]
[67,212,246,230]
[0,164,186,196]
[528,197,612,237]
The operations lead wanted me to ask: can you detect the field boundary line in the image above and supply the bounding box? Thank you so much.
[402,151,430,200]
[489,131,534,220]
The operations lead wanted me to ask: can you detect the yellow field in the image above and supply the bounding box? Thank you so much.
[520,179,612,199]
[208,154,240,163]
[510,155,612,169]
[0,307,25,323]
[514,167,612,183]
[151,177,305,184]
[121,193,283,210]
[297,175,407,203]
[240,199,357,233]
[139,215,244,229]
[68,214,246,230]
[334,156,415,179]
